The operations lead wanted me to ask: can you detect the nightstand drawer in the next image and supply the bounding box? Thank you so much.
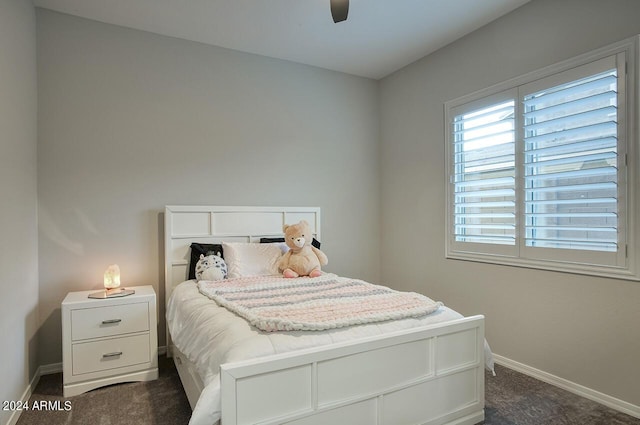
[71,302,149,341]
[72,334,150,375]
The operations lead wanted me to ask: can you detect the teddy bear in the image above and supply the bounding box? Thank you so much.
[195,252,227,281]
[278,220,328,278]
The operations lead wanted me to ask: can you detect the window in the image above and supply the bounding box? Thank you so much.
[452,92,516,255]
[445,38,638,280]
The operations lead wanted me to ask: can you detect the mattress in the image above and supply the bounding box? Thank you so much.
[166,279,484,425]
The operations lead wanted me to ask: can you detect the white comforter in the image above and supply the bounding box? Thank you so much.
[166,279,486,425]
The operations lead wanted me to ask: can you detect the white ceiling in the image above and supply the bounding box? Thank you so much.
[33,0,530,80]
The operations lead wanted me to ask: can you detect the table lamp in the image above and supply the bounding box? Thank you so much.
[88,264,135,298]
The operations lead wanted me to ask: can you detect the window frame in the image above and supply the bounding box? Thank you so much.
[444,36,639,281]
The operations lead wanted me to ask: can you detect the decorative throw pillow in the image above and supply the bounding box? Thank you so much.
[260,237,321,249]
[222,242,283,278]
[189,243,224,280]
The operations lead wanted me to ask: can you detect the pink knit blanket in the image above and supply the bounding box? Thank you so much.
[197,273,443,332]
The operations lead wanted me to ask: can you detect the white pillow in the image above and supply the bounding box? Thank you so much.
[222,242,283,278]
[270,242,290,254]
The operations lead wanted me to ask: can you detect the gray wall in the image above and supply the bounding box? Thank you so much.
[0,0,38,423]
[379,0,640,407]
[36,10,381,365]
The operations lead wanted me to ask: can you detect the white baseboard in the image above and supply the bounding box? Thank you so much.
[39,362,62,375]
[493,354,640,419]
[5,365,41,425]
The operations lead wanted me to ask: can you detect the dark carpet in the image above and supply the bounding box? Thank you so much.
[483,364,640,425]
[15,358,640,425]
[16,355,191,425]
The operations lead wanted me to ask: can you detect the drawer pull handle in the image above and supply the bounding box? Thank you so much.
[101,319,122,324]
[102,352,123,358]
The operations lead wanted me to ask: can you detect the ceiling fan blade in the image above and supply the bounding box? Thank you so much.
[330,0,349,23]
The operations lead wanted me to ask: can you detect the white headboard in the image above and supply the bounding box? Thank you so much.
[164,205,321,349]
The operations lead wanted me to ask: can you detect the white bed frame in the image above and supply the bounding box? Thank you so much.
[164,205,485,425]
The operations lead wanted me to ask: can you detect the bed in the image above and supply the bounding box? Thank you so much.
[164,205,488,425]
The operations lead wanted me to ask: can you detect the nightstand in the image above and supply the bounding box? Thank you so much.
[61,285,158,397]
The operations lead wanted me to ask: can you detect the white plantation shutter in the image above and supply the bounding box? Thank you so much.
[452,98,516,247]
[445,44,636,279]
[523,65,619,253]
